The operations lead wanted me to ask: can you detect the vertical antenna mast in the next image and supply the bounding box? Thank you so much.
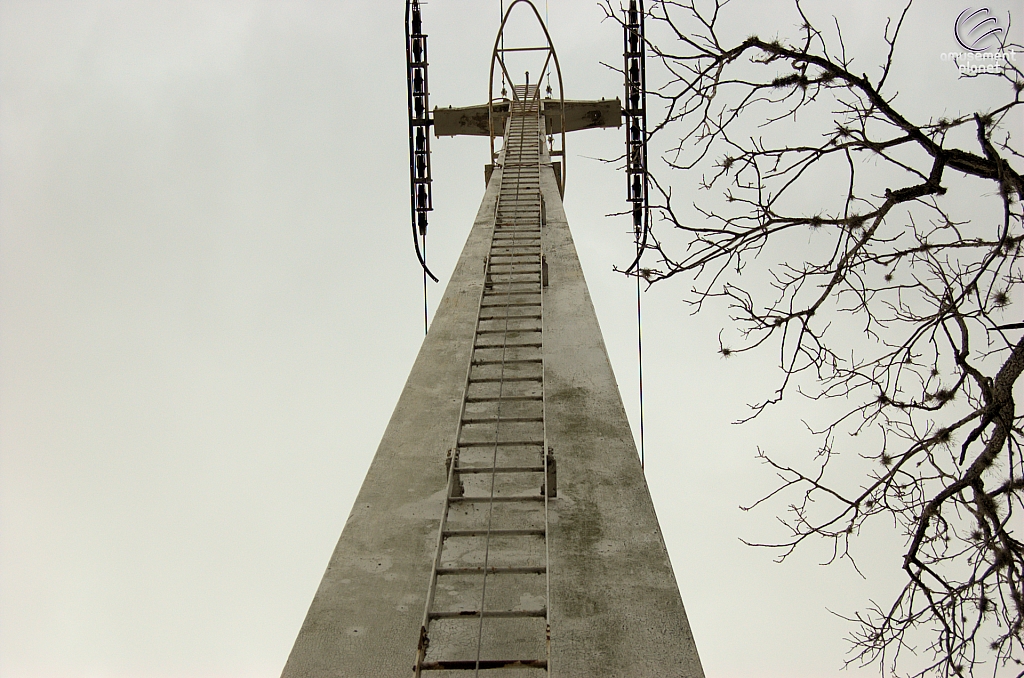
[406,0,439,335]
[623,0,648,467]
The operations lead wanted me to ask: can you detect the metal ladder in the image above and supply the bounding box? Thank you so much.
[415,87,552,676]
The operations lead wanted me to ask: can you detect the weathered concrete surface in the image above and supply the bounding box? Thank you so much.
[539,158,704,677]
[279,168,503,677]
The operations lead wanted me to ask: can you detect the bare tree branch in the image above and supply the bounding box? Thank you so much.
[603,0,1024,675]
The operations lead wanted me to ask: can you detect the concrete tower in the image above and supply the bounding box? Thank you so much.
[281,4,704,676]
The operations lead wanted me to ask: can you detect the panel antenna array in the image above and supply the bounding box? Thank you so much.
[623,0,648,272]
[406,0,438,284]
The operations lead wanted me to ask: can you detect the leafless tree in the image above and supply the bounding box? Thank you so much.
[605,0,1024,675]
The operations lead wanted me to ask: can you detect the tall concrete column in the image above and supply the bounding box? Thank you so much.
[281,94,704,677]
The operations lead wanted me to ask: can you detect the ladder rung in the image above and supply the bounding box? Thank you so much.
[483,279,540,284]
[483,288,540,293]
[455,465,544,474]
[429,609,546,620]
[484,267,539,271]
[464,395,543,403]
[485,274,541,279]
[487,260,541,264]
[482,291,541,296]
[461,417,544,424]
[462,413,544,426]
[457,440,544,447]
[474,321,542,326]
[462,411,544,421]
[466,376,542,383]
[487,261,540,265]
[475,328,540,335]
[435,564,546,575]
[448,495,545,503]
[473,341,543,347]
[471,358,542,365]
[442,528,545,536]
[485,264,540,269]
[419,658,547,671]
[476,315,542,321]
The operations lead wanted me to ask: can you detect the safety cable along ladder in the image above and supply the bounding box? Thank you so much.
[415,83,553,675]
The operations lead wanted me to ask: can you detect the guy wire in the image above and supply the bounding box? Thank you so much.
[636,227,645,469]
[422,233,429,335]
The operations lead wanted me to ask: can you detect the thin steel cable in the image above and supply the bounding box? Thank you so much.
[635,189,649,469]
[637,258,645,469]
[422,234,429,335]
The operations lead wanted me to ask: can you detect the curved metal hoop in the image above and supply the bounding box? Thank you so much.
[488,0,567,193]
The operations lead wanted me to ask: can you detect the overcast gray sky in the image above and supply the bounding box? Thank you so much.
[2,1,1021,677]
